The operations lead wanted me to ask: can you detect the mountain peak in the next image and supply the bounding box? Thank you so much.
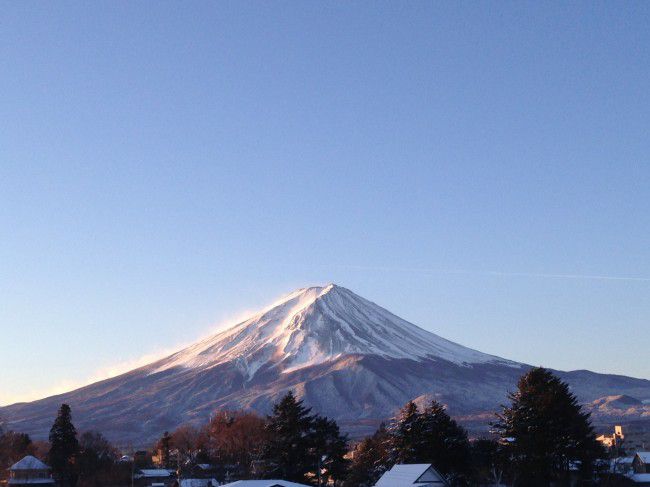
[150,284,517,378]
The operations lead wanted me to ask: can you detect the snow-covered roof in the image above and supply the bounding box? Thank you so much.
[8,479,55,485]
[630,473,650,483]
[636,452,650,463]
[375,464,447,487]
[136,469,174,478]
[220,481,312,487]
[179,479,218,487]
[10,456,50,471]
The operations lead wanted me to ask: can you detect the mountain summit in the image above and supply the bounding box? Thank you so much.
[3,284,650,442]
[150,284,516,379]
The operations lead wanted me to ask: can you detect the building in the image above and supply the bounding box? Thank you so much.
[220,481,312,487]
[611,456,635,476]
[7,456,55,487]
[175,479,219,487]
[134,469,176,487]
[633,453,650,474]
[597,425,650,454]
[374,464,448,487]
[178,464,220,480]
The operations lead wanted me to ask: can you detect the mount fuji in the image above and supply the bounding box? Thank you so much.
[3,284,650,443]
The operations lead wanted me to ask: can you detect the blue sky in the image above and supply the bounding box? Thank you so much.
[1,1,649,405]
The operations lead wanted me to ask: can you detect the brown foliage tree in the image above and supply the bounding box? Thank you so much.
[199,411,268,477]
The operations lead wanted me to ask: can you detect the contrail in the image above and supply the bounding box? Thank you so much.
[328,264,650,282]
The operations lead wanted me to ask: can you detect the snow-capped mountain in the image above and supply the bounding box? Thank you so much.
[3,284,650,443]
[151,284,517,377]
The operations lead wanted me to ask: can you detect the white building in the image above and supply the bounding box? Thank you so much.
[375,464,448,487]
[8,456,55,487]
[220,481,312,487]
[177,480,219,487]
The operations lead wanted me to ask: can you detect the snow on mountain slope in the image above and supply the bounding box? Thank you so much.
[4,283,650,443]
[149,284,517,378]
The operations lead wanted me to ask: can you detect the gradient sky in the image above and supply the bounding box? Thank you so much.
[1,1,649,406]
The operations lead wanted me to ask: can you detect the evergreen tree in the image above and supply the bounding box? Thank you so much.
[260,391,315,483]
[417,401,471,484]
[386,401,421,464]
[385,400,471,486]
[494,367,604,486]
[310,416,349,485]
[345,424,389,487]
[48,404,80,487]
[470,438,508,486]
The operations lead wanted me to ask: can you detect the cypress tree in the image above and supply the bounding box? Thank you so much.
[48,404,80,487]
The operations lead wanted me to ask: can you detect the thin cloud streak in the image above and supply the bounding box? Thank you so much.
[331,264,650,282]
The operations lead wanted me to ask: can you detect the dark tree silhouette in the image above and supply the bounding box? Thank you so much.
[48,404,80,487]
[345,424,390,487]
[386,400,471,486]
[260,391,348,485]
[494,367,604,486]
[260,391,316,482]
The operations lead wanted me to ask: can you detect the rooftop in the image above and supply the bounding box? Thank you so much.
[220,481,312,487]
[10,457,50,471]
[375,464,447,487]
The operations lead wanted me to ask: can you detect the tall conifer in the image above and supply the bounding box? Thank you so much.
[48,404,80,487]
[495,367,604,486]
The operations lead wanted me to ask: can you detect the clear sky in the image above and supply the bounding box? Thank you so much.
[1,1,649,406]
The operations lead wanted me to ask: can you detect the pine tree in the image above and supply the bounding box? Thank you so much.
[48,404,80,487]
[385,400,471,486]
[310,416,349,485]
[386,401,421,464]
[494,367,604,486]
[418,400,471,484]
[345,424,390,487]
[260,391,315,483]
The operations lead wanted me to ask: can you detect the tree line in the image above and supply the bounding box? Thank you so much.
[1,367,611,486]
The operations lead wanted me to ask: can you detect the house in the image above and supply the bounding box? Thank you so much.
[7,456,55,487]
[178,464,220,480]
[611,456,635,475]
[134,469,176,487]
[374,464,448,487]
[629,473,650,486]
[219,481,312,487]
[175,479,219,487]
[634,453,650,474]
